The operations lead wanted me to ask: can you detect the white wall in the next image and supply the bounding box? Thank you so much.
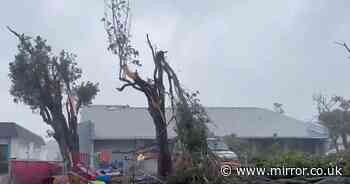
[9,138,44,160]
[41,140,62,161]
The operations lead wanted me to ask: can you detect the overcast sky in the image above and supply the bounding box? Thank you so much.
[1,0,350,139]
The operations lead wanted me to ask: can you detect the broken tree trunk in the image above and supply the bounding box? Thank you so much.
[149,107,173,177]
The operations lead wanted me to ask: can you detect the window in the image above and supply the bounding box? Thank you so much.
[207,139,229,151]
[0,144,9,174]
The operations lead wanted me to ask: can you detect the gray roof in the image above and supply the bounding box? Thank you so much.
[0,122,45,145]
[80,105,328,140]
[80,105,177,139]
[205,107,328,139]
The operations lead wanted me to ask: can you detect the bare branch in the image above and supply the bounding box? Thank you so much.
[313,93,338,114]
[335,41,350,55]
[7,26,34,55]
[76,100,82,115]
[6,26,21,38]
[147,34,159,82]
[146,34,156,61]
[117,82,138,91]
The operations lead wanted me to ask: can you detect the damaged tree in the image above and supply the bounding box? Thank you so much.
[174,91,210,165]
[313,94,350,151]
[103,0,193,178]
[8,28,99,169]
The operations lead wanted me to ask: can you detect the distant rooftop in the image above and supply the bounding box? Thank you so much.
[80,105,328,140]
[0,122,45,145]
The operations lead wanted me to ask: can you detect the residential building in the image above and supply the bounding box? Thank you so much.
[78,105,329,169]
[0,122,45,174]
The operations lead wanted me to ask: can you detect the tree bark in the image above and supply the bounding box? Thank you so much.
[56,134,72,169]
[69,116,80,164]
[149,108,172,178]
[341,133,349,150]
[53,123,72,170]
[334,138,340,153]
[52,113,79,170]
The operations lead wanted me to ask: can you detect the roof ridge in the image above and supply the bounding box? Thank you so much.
[81,105,328,139]
[0,122,45,145]
[85,105,265,109]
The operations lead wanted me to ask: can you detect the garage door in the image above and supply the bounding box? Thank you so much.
[0,144,9,174]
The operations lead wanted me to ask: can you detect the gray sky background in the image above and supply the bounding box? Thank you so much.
[1,0,350,139]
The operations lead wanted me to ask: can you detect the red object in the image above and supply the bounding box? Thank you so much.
[72,163,96,180]
[72,152,96,181]
[11,160,62,184]
[11,152,92,184]
[100,151,112,163]
[72,152,90,166]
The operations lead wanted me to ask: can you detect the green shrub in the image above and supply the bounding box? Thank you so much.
[251,151,350,177]
[326,151,350,176]
[168,166,223,184]
[167,158,240,184]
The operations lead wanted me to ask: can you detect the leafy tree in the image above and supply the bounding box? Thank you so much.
[7,27,99,169]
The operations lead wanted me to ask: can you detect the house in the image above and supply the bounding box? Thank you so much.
[205,108,329,156]
[0,122,45,174]
[78,105,329,168]
[78,105,177,169]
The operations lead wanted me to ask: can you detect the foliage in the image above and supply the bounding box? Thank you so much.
[103,0,140,78]
[9,34,98,113]
[252,151,350,177]
[168,157,236,184]
[326,151,350,176]
[223,134,250,160]
[74,81,99,108]
[8,29,99,168]
[223,135,285,163]
[175,91,210,164]
[313,94,350,151]
[168,168,220,184]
